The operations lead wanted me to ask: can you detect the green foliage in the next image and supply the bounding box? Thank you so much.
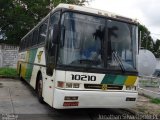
[150,98,160,104]
[138,24,160,58]
[1,0,160,58]
[0,67,18,77]
[153,39,160,58]
[0,0,88,45]
[138,24,154,52]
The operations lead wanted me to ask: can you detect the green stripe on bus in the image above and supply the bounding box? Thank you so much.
[101,74,127,85]
[101,74,117,84]
[113,75,127,85]
[25,49,38,81]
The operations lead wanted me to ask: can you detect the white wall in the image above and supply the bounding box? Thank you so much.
[0,44,19,68]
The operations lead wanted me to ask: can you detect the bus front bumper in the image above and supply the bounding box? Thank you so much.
[53,88,138,109]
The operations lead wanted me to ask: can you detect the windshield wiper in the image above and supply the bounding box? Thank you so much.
[112,51,125,72]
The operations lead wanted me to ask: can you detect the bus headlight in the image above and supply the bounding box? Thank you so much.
[66,83,80,88]
[66,83,72,88]
[73,83,80,88]
[57,82,80,88]
[126,86,137,90]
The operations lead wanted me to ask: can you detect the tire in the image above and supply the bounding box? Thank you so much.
[36,74,44,103]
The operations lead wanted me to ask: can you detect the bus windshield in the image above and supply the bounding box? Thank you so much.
[58,12,137,72]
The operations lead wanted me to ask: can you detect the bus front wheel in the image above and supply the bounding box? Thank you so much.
[36,74,44,104]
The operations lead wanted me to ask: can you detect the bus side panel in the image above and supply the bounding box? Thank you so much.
[28,47,58,106]
[29,47,45,89]
[25,49,38,82]
[30,65,42,89]
[17,51,25,75]
[18,51,27,80]
[41,67,55,106]
[31,47,55,106]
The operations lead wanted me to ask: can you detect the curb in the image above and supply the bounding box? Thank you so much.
[0,75,19,79]
[138,87,160,99]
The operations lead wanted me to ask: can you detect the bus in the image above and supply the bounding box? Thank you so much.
[17,4,139,109]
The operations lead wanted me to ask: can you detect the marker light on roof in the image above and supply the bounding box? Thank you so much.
[98,11,102,15]
[104,13,108,16]
[69,6,74,10]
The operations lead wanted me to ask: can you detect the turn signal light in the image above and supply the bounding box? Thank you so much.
[126,86,137,90]
[66,83,72,88]
[66,83,80,88]
[73,83,80,88]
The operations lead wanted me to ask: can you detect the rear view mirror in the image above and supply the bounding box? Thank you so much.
[52,24,60,44]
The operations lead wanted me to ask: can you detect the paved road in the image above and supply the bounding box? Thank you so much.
[0,78,134,120]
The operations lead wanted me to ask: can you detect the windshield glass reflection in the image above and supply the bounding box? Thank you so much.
[107,20,136,71]
[58,12,137,72]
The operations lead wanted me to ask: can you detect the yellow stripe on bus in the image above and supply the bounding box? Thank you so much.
[21,63,27,78]
[124,76,137,86]
[21,51,29,78]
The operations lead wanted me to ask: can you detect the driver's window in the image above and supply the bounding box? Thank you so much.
[48,12,60,56]
[46,11,60,76]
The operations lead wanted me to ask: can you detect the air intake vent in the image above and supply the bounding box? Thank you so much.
[84,84,123,90]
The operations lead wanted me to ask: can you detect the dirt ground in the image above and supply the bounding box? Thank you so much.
[131,95,160,117]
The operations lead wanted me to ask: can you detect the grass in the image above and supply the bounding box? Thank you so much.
[0,67,18,78]
[140,93,160,104]
[150,98,160,104]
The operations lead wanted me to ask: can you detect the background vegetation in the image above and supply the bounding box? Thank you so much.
[150,98,160,104]
[0,67,18,77]
[0,0,160,57]
[0,0,88,45]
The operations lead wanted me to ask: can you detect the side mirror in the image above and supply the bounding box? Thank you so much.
[52,24,60,44]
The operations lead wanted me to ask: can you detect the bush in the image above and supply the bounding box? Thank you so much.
[150,98,160,104]
[0,67,18,77]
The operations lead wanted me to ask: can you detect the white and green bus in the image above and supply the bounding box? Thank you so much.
[17,4,139,109]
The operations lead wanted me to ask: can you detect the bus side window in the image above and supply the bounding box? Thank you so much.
[21,40,24,51]
[28,33,33,48]
[23,39,26,50]
[32,29,38,46]
[46,11,60,76]
[19,41,22,51]
[22,39,25,50]
[38,19,48,44]
[26,36,30,49]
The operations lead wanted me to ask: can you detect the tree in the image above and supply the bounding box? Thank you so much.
[153,39,160,58]
[138,24,160,58]
[0,0,90,45]
[138,24,154,52]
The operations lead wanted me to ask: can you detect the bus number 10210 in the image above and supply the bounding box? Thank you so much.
[71,74,96,81]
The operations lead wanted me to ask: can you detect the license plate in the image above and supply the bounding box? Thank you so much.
[63,102,79,106]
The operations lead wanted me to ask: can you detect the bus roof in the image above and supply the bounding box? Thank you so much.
[21,3,138,41]
[55,3,138,23]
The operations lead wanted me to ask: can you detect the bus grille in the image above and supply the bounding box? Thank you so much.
[84,84,123,90]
